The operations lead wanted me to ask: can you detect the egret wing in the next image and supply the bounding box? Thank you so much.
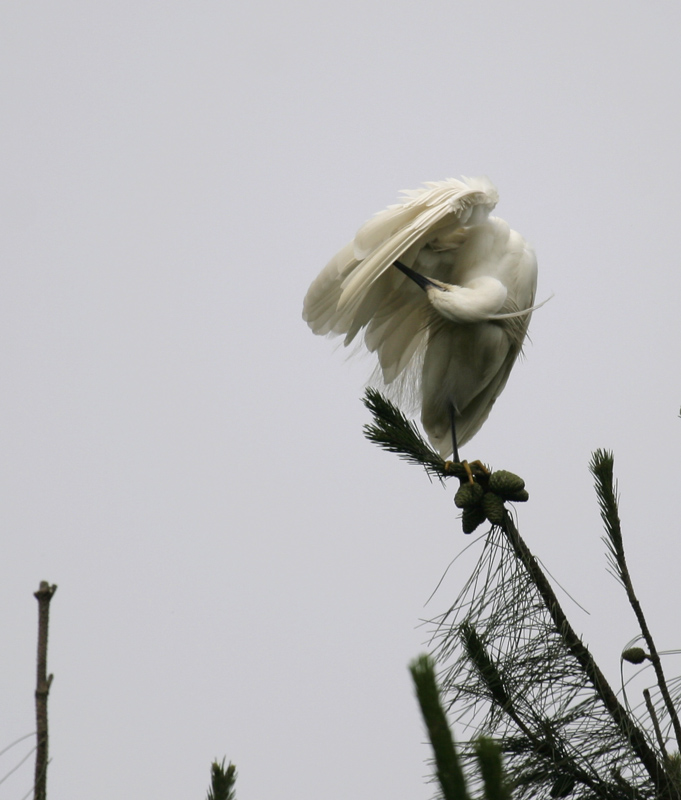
[421,321,524,455]
[302,242,358,336]
[302,176,498,346]
[338,177,499,315]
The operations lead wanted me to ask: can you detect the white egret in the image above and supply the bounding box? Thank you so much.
[302,177,543,462]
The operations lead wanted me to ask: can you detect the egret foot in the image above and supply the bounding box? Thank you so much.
[468,460,490,476]
[447,459,489,482]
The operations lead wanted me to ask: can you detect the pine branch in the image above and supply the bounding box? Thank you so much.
[498,510,674,798]
[590,450,681,754]
[411,654,516,800]
[206,759,236,800]
[475,738,512,800]
[361,397,679,797]
[362,389,490,483]
[644,689,668,759]
[362,388,447,477]
[589,450,626,588]
[462,623,605,798]
[462,624,513,712]
[431,509,674,799]
[410,654,472,800]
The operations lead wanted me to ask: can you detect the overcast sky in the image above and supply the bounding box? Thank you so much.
[1,2,681,798]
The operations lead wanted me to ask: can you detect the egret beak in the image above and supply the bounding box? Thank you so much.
[393,260,442,292]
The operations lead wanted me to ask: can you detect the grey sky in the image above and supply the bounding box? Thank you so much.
[1,2,680,798]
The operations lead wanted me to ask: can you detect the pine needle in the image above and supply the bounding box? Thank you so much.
[429,525,663,800]
[362,388,447,478]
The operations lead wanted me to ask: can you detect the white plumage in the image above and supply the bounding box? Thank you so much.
[302,177,539,459]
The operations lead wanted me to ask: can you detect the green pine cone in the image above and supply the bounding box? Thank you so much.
[489,470,525,498]
[462,505,486,534]
[454,481,484,509]
[482,491,506,525]
[504,488,530,503]
[622,647,648,665]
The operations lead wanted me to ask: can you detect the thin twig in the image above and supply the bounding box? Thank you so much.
[645,688,668,760]
[33,581,57,800]
[630,585,681,750]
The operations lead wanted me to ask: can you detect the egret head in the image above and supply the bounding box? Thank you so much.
[394,261,507,324]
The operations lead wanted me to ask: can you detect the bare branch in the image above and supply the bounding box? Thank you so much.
[33,581,57,800]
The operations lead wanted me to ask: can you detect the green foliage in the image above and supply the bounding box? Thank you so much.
[591,451,681,759]
[410,654,511,800]
[589,450,626,587]
[362,388,448,478]
[410,654,471,800]
[461,624,511,711]
[363,391,681,799]
[206,759,236,800]
[475,738,512,800]
[362,389,528,535]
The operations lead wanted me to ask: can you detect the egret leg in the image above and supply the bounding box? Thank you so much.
[449,402,460,464]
